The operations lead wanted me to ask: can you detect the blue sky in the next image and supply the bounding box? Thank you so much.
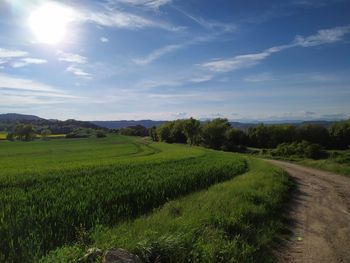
[0,0,349,121]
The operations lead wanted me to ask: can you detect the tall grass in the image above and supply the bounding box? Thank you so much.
[42,159,291,263]
[0,136,247,262]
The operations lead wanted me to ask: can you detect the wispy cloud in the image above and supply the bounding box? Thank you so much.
[66,65,91,77]
[173,6,236,32]
[108,0,171,10]
[100,37,109,43]
[133,35,217,65]
[81,8,181,32]
[57,51,88,64]
[0,73,60,92]
[0,74,82,106]
[201,25,350,73]
[294,25,350,47]
[0,48,28,58]
[11,58,47,68]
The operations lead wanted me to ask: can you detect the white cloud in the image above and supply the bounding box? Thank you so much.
[294,25,350,47]
[57,51,88,64]
[106,0,171,10]
[201,25,350,73]
[82,8,181,31]
[201,51,274,73]
[0,48,28,59]
[11,58,47,68]
[0,74,82,106]
[66,65,91,77]
[173,6,236,33]
[133,44,183,65]
[100,37,109,43]
[0,73,61,92]
[133,35,213,65]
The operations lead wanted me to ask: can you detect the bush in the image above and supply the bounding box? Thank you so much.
[96,130,107,138]
[271,141,328,159]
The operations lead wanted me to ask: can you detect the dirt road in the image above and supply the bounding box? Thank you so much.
[267,160,350,263]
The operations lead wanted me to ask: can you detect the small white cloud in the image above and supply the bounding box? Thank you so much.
[66,65,92,77]
[294,25,350,47]
[12,58,47,68]
[57,51,88,64]
[100,37,109,43]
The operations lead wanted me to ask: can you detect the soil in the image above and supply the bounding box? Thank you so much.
[267,160,350,263]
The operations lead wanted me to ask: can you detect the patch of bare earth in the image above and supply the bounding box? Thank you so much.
[267,160,350,263]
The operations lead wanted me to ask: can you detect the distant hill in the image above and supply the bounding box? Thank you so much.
[0,113,43,121]
[0,114,103,134]
[91,120,167,129]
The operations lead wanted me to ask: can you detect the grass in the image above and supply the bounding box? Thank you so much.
[298,152,350,177]
[0,135,248,262]
[42,158,291,263]
[248,147,350,177]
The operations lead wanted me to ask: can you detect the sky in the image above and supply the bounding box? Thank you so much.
[0,0,349,121]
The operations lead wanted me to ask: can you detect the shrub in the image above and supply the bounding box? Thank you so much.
[271,141,328,159]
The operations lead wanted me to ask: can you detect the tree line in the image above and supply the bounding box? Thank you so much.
[148,118,350,151]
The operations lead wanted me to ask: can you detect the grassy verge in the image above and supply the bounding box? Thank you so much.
[297,159,350,177]
[42,158,292,263]
[247,147,350,177]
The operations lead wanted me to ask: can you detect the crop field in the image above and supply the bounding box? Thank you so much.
[0,135,255,262]
[43,159,291,262]
[0,132,6,140]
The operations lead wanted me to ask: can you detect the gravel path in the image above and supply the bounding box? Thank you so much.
[267,160,350,263]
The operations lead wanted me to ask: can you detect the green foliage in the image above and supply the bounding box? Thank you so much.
[119,125,148,137]
[297,124,330,147]
[329,119,350,149]
[12,124,36,141]
[95,130,107,138]
[43,159,291,263]
[0,136,247,262]
[66,128,100,138]
[271,141,328,159]
[201,118,231,150]
[40,129,52,139]
[6,132,14,141]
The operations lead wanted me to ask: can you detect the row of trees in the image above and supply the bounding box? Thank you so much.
[149,118,350,150]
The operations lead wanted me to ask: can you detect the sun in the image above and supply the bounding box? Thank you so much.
[28,2,76,45]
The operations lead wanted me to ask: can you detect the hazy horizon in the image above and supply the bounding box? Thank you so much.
[0,0,349,120]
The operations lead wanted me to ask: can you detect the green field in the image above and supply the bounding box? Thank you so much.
[0,135,291,262]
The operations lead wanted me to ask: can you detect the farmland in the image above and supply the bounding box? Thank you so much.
[1,135,272,262]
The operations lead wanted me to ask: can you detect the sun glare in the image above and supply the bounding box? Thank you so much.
[28,2,76,45]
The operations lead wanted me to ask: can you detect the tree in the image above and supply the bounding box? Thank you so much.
[329,119,350,149]
[225,128,248,152]
[201,118,230,149]
[157,123,173,143]
[6,133,14,141]
[41,129,52,139]
[297,124,330,147]
[183,118,201,145]
[13,124,36,141]
[149,126,158,141]
[247,124,270,148]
